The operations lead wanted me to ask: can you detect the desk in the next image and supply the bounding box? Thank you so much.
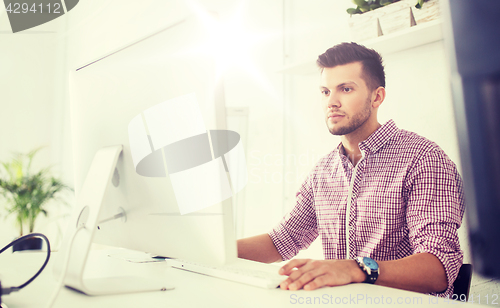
[0,249,484,308]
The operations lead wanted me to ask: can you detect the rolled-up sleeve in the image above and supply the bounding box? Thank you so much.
[405,149,465,297]
[268,173,319,261]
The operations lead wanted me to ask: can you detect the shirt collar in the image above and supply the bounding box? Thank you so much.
[359,119,399,155]
[336,119,399,157]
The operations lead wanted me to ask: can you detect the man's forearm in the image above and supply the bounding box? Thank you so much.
[279,252,448,293]
[237,234,282,263]
[376,253,448,293]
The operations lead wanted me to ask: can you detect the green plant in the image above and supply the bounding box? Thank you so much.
[0,148,71,236]
[347,0,427,15]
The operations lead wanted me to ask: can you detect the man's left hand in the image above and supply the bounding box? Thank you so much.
[278,259,366,291]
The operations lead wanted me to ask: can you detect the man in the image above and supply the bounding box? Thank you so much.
[238,42,464,297]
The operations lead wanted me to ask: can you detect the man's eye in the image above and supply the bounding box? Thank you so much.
[321,90,330,95]
[343,87,352,93]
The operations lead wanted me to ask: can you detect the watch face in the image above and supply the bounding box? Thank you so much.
[363,257,379,271]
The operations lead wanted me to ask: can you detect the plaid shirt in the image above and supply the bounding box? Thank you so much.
[269,120,465,297]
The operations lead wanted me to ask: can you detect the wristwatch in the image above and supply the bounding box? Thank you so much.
[355,256,379,284]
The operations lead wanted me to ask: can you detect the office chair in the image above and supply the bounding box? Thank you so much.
[453,264,472,300]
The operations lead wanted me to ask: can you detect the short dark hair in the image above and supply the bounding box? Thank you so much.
[317,42,385,91]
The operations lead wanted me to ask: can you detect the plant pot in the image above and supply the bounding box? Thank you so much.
[12,236,43,252]
[377,0,416,35]
[412,0,440,24]
[348,0,440,42]
[348,11,383,42]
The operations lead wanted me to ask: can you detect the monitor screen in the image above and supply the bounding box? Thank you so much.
[67,15,242,267]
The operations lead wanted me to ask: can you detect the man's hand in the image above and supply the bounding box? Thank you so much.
[278,259,366,291]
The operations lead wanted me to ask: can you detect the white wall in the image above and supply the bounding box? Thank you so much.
[0,11,70,247]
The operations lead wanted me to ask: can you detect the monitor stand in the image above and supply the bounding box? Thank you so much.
[55,145,173,295]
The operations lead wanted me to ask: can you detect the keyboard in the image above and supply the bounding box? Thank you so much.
[168,258,285,289]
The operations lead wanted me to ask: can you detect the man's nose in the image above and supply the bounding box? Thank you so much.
[327,93,341,109]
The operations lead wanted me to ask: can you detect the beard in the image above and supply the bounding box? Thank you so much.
[326,97,372,136]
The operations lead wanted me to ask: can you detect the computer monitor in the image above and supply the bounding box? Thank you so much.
[444,0,500,278]
[57,14,248,295]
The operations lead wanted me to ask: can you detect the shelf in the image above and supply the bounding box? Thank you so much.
[278,19,443,75]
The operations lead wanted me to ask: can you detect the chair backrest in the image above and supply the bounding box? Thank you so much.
[453,264,473,300]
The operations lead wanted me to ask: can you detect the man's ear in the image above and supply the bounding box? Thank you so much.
[372,86,386,108]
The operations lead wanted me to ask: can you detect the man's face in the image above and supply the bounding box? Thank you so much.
[320,62,373,136]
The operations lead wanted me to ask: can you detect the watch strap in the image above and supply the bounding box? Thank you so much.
[355,256,379,284]
[365,269,378,284]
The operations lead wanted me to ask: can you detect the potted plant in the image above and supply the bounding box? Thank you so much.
[347,0,440,41]
[347,0,428,15]
[0,148,71,251]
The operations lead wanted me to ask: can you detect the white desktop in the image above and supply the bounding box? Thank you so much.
[1,249,486,308]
